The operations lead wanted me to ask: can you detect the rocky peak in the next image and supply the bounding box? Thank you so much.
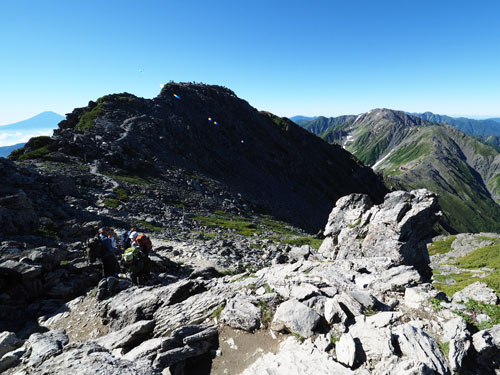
[10,82,388,231]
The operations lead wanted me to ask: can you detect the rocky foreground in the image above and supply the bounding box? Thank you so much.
[0,190,499,374]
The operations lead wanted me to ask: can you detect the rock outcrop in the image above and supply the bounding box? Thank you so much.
[319,189,439,276]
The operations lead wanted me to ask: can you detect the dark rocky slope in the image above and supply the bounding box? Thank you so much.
[10,83,387,232]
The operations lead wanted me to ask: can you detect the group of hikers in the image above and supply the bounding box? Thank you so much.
[87,225,153,285]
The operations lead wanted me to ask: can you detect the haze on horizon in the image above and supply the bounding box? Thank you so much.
[1,0,499,125]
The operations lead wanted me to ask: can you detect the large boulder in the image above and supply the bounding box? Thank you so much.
[319,189,439,275]
[27,328,69,367]
[472,324,500,371]
[271,299,321,338]
[452,282,499,305]
[220,297,261,331]
[393,324,450,375]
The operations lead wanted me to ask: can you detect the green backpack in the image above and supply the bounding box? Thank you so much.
[121,247,144,273]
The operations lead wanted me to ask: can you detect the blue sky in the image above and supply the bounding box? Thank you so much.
[1,0,499,125]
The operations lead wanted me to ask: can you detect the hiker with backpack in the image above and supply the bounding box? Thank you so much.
[121,233,152,286]
[120,225,136,250]
[88,227,120,278]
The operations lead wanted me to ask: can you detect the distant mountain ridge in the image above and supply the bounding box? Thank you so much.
[299,108,500,233]
[0,143,26,158]
[0,111,65,149]
[0,111,65,130]
[411,111,500,136]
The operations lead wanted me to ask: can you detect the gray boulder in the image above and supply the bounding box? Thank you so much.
[393,324,450,375]
[452,281,499,304]
[220,297,261,331]
[319,189,438,274]
[442,317,470,372]
[153,325,218,370]
[0,331,22,357]
[472,324,500,370]
[96,320,155,351]
[30,341,159,374]
[27,328,69,367]
[336,332,356,367]
[271,299,321,338]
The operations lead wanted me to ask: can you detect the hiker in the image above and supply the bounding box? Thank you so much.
[121,233,152,286]
[97,228,120,278]
[107,227,120,254]
[120,225,136,250]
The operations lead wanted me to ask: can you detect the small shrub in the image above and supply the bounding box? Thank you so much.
[259,301,274,327]
[429,298,444,311]
[428,236,456,256]
[76,104,103,130]
[439,341,450,357]
[103,198,120,208]
[290,330,305,343]
[113,188,129,201]
[211,304,225,320]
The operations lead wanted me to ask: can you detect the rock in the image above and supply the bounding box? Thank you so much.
[29,341,159,374]
[220,297,261,331]
[27,328,69,366]
[0,331,22,357]
[242,337,355,375]
[153,325,218,370]
[271,299,321,338]
[393,324,450,375]
[336,332,356,367]
[290,283,320,301]
[102,280,204,331]
[289,245,312,261]
[122,337,165,361]
[452,281,499,304]
[0,345,26,373]
[334,292,364,317]
[373,356,435,375]
[346,316,395,362]
[320,189,438,275]
[324,298,348,324]
[153,283,236,336]
[96,320,155,351]
[442,317,470,371]
[472,324,500,370]
[404,286,430,309]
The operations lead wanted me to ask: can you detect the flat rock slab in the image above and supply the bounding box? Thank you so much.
[96,320,155,350]
[242,337,354,375]
[28,341,159,375]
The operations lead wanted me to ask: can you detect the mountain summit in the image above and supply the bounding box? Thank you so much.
[11,83,387,231]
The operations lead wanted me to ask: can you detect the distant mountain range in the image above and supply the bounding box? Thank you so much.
[0,143,26,158]
[298,109,500,233]
[289,115,317,123]
[0,111,64,151]
[410,112,500,136]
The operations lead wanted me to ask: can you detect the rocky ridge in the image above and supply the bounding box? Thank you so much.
[2,189,500,374]
[299,108,500,233]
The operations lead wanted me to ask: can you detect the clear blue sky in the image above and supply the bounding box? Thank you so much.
[1,0,499,124]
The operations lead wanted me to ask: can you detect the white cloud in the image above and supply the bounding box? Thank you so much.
[0,129,53,147]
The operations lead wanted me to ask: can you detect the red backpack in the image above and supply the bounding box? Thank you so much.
[136,234,152,250]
